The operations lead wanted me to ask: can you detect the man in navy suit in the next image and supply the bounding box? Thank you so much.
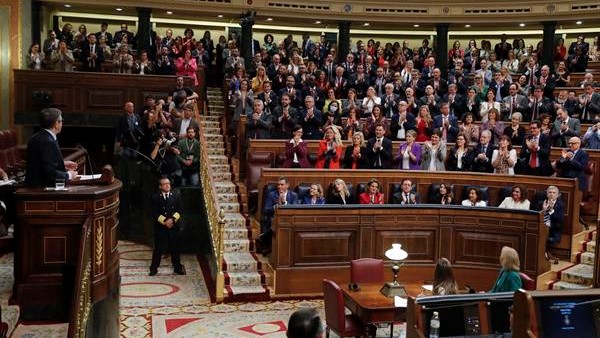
[471,130,496,173]
[432,102,459,143]
[260,177,299,255]
[556,137,589,191]
[80,33,104,72]
[25,108,79,187]
[149,177,185,276]
[518,121,552,176]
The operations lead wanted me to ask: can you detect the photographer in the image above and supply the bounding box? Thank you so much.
[583,117,600,149]
[115,101,144,159]
[150,130,182,186]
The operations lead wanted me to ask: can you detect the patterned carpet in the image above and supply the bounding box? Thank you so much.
[8,241,405,337]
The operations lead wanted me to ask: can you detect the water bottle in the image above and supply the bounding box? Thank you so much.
[429,311,440,338]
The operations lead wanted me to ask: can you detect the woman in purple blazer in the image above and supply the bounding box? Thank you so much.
[282,125,311,168]
[395,130,422,170]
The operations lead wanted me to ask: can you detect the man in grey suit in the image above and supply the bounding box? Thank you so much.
[552,108,581,148]
[500,84,529,121]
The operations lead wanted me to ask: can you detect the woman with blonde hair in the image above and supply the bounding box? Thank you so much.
[302,183,326,205]
[491,246,522,293]
[315,126,342,169]
[326,178,352,205]
[343,131,367,169]
[251,65,268,94]
[415,105,433,142]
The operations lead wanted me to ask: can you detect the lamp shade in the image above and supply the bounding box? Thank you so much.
[385,243,408,261]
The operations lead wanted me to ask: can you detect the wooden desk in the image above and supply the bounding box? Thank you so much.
[343,283,423,324]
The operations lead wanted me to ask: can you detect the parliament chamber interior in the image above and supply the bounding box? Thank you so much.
[1,0,600,337]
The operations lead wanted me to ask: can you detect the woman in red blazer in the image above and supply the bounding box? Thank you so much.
[282,125,311,168]
[358,178,385,204]
[315,126,343,169]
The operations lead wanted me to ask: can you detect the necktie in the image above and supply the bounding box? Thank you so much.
[529,137,538,168]
[442,116,448,141]
[405,193,409,204]
[532,99,539,121]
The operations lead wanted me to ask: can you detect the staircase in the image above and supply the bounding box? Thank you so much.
[548,229,595,290]
[201,88,269,300]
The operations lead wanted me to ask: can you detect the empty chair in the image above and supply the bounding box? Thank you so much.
[322,279,366,338]
[350,258,385,284]
[519,272,535,291]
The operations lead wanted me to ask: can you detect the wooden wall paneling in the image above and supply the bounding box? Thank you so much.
[271,206,548,295]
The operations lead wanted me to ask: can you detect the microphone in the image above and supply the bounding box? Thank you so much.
[77,145,95,177]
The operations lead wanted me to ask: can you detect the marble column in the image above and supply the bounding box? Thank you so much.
[436,24,449,78]
[240,12,255,64]
[542,21,557,72]
[337,21,351,64]
[136,7,152,52]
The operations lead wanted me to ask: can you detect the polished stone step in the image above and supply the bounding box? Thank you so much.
[223,239,250,253]
[223,228,250,240]
[214,182,237,194]
[217,193,238,203]
[223,252,260,273]
[552,280,593,290]
[580,251,595,265]
[208,155,229,165]
[226,272,262,287]
[561,263,594,285]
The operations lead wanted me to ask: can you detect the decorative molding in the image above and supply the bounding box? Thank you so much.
[94,218,104,276]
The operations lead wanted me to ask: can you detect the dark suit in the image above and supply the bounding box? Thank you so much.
[246,112,273,139]
[381,94,400,118]
[447,147,474,171]
[471,142,496,173]
[392,191,420,205]
[427,78,448,96]
[365,137,393,169]
[432,114,459,143]
[390,113,416,141]
[534,198,564,245]
[150,190,183,270]
[342,145,368,169]
[24,130,69,188]
[262,190,299,247]
[518,133,552,176]
[556,149,589,191]
[80,42,104,72]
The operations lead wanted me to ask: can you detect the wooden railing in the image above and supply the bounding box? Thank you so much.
[14,70,197,127]
[68,216,93,338]
[257,168,582,254]
[197,118,225,302]
[271,205,548,295]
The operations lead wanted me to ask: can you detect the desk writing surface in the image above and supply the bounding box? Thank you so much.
[16,180,122,197]
[343,283,423,309]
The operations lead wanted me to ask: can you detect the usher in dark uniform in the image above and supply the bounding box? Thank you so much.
[149,188,185,275]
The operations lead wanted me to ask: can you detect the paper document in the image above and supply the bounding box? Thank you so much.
[0,179,16,186]
[79,174,102,181]
[394,296,407,308]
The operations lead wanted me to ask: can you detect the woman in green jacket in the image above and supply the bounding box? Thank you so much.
[491,246,522,293]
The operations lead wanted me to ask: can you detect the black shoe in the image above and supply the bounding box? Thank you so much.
[544,251,559,265]
[149,268,158,276]
[174,265,186,275]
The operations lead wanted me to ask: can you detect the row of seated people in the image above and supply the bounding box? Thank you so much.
[245,89,600,150]
[273,123,590,190]
[260,176,563,262]
[228,45,600,122]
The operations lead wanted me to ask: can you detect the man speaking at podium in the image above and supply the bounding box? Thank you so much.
[24,108,79,187]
